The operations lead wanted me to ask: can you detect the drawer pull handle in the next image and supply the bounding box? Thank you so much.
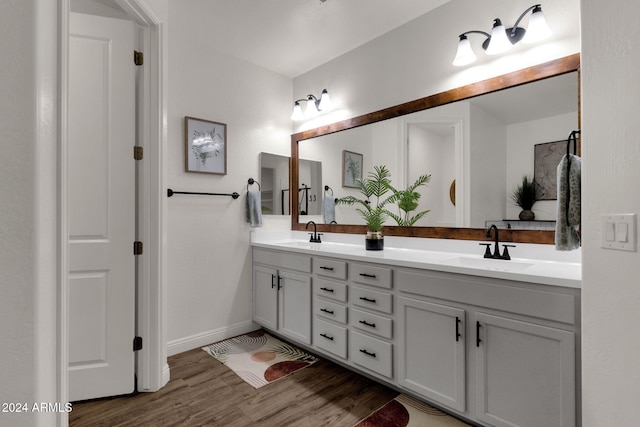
[320,266,334,271]
[320,308,334,315]
[320,333,334,341]
[476,321,482,347]
[359,296,377,303]
[359,273,377,278]
[359,349,376,358]
[319,287,334,293]
[455,317,462,342]
[359,320,376,328]
[271,274,276,289]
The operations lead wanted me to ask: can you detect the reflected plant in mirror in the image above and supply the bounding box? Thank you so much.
[387,173,432,226]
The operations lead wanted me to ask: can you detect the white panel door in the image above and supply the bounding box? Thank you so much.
[68,12,136,401]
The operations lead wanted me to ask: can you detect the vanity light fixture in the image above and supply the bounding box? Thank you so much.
[291,89,332,120]
[453,4,552,66]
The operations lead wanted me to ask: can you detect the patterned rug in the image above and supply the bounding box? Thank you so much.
[354,394,471,427]
[202,330,318,389]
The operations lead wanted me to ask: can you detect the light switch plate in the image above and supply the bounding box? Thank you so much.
[601,214,637,251]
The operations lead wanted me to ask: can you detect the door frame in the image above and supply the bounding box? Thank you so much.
[58,0,167,421]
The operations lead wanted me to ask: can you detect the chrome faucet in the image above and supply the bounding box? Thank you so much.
[480,225,515,260]
[306,221,322,243]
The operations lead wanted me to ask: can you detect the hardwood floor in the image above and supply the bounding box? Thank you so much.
[69,341,399,427]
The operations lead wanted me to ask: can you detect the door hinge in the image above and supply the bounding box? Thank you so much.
[133,336,143,351]
[134,146,143,160]
[134,50,144,66]
[134,241,143,255]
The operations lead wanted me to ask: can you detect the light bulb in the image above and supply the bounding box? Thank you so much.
[318,90,332,111]
[486,19,513,55]
[522,6,552,44]
[291,102,304,121]
[453,35,477,66]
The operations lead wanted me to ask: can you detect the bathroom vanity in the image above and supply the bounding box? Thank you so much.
[251,231,581,427]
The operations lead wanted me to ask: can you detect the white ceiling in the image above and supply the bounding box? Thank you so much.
[184,0,450,78]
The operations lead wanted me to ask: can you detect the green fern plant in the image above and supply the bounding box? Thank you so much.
[336,165,395,232]
[386,173,432,226]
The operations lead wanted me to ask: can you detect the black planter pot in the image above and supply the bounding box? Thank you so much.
[365,231,384,251]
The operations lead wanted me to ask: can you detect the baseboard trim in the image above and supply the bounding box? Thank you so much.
[162,363,170,387]
[167,321,260,356]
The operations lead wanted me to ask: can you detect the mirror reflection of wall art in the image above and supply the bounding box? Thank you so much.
[342,150,363,188]
[185,116,227,175]
[534,140,564,200]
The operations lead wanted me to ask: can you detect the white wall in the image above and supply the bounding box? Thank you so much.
[0,1,59,426]
[581,1,640,426]
[165,0,293,352]
[293,0,581,133]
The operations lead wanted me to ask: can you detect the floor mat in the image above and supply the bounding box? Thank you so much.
[202,330,318,389]
[354,394,471,427]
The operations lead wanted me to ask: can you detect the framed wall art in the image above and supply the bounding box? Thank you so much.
[534,140,565,200]
[342,150,363,188]
[185,116,227,175]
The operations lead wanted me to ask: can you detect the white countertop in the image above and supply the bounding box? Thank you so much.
[251,231,582,289]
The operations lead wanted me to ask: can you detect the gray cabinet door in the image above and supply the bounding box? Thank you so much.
[475,312,575,427]
[279,271,312,344]
[253,265,279,330]
[398,297,466,412]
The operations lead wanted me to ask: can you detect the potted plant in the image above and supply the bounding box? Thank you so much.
[336,165,394,250]
[511,175,540,221]
[386,173,432,226]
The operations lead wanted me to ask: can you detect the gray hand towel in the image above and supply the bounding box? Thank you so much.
[246,190,263,227]
[555,154,581,250]
[322,195,335,224]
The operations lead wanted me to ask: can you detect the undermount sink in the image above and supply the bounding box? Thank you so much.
[449,257,534,272]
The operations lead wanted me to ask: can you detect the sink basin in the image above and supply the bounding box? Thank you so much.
[272,240,359,251]
[450,257,534,272]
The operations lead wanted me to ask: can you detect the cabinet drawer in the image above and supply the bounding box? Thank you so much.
[314,258,347,280]
[314,318,348,359]
[350,330,393,378]
[352,286,393,314]
[351,263,393,289]
[314,298,348,324]
[351,308,392,339]
[315,278,348,303]
[253,248,311,273]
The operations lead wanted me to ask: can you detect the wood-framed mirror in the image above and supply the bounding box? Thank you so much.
[291,54,580,244]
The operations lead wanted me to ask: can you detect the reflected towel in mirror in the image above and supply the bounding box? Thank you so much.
[322,195,335,224]
[246,190,263,227]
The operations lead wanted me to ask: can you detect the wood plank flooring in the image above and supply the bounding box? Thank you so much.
[69,342,398,427]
